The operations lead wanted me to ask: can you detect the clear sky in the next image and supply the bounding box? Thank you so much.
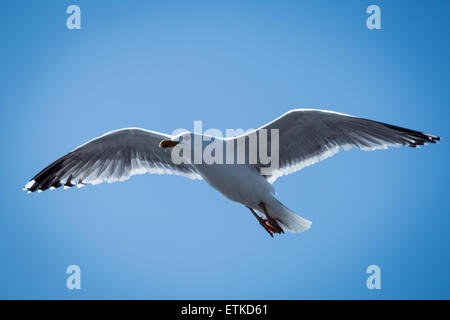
[0,0,449,299]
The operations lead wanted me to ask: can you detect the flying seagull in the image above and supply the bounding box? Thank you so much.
[23,109,440,237]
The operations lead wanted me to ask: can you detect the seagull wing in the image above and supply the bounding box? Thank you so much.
[241,109,439,183]
[24,128,201,193]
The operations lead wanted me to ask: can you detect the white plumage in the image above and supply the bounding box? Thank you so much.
[23,109,439,237]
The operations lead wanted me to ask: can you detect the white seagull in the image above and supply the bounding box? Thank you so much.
[24,109,440,237]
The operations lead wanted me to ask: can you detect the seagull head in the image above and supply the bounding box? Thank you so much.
[159,132,192,149]
[159,139,180,148]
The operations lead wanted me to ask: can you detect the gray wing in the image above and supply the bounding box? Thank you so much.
[24,128,201,193]
[241,109,440,183]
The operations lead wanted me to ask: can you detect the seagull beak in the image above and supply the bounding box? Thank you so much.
[159,139,181,148]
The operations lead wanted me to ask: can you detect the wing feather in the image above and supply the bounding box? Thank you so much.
[238,109,439,183]
[24,128,201,193]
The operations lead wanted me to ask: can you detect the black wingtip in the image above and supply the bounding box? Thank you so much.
[379,122,440,148]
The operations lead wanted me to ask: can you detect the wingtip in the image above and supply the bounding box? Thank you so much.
[23,180,35,193]
[428,134,440,142]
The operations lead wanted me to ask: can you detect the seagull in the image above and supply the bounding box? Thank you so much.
[23,109,440,237]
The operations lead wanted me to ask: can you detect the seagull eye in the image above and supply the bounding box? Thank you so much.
[184,135,190,141]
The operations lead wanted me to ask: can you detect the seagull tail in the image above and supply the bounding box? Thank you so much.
[268,199,312,233]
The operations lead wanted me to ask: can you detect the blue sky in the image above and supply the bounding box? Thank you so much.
[0,0,449,299]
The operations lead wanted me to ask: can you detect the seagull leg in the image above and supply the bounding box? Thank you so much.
[247,206,283,237]
[258,202,284,234]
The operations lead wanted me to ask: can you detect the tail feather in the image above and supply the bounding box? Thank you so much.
[267,200,312,233]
